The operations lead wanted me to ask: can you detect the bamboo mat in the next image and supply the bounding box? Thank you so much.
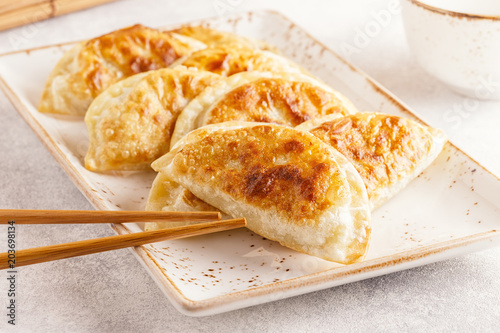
[0,0,118,32]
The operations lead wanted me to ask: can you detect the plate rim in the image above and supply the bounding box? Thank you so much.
[1,9,499,316]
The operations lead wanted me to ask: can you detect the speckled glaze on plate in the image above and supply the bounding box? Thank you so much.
[0,10,499,316]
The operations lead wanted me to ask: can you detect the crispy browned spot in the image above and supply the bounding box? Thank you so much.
[309,114,431,199]
[79,24,196,98]
[206,78,352,126]
[284,139,305,153]
[173,126,344,223]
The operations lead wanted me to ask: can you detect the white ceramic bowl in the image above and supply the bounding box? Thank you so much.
[401,0,500,100]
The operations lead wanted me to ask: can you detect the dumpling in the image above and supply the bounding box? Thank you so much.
[170,26,278,51]
[296,113,447,209]
[151,122,371,264]
[171,43,305,77]
[170,71,357,148]
[84,68,220,171]
[146,173,217,212]
[39,24,205,115]
[145,173,223,228]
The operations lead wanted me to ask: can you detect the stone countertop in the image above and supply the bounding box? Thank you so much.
[0,0,499,331]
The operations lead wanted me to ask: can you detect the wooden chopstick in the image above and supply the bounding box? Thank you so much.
[0,218,246,269]
[0,209,221,224]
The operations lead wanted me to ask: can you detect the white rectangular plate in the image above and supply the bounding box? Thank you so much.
[1,10,499,316]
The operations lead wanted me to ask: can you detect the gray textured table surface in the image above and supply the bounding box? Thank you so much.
[1,0,499,332]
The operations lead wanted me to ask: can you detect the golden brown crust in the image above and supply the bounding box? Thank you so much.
[84,68,220,171]
[79,25,195,96]
[170,72,357,148]
[206,78,353,126]
[152,122,371,264]
[177,44,300,76]
[170,125,348,222]
[305,113,443,205]
[39,24,203,115]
